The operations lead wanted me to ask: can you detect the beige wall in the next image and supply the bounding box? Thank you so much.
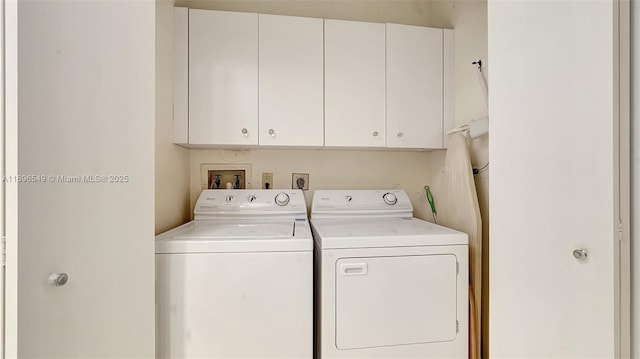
[190,149,442,220]
[156,0,191,234]
[177,0,458,25]
[156,0,488,354]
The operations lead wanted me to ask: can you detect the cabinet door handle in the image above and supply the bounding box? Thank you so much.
[573,249,588,260]
[241,128,248,137]
[397,132,404,138]
[268,129,276,137]
[373,131,379,137]
[49,273,69,287]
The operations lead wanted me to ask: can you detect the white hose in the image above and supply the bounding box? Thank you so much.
[476,65,488,108]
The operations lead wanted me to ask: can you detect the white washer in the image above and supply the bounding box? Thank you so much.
[311,190,468,358]
[156,189,313,358]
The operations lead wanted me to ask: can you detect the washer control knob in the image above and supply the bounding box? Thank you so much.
[383,192,397,205]
[247,194,257,202]
[275,192,290,206]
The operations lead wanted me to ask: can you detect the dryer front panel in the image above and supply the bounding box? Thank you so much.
[335,254,458,350]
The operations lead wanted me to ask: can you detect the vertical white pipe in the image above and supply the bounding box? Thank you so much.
[0,0,6,356]
[633,0,637,354]
[476,64,489,108]
[3,0,14,356]
[453,60,490,139]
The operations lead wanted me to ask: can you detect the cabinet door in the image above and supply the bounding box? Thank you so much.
[259,14,323,146]
[189,10,258,145]
[386,24,443,149]
[173,7,188,145]
[4,0,155,356]
[325,20,385,147]
[489,1,627,357]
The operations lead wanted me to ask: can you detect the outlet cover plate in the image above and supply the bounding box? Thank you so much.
[292,173,309,190]
[262,172,273,189]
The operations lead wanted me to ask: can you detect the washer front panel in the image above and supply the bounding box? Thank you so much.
[156,251,313,358]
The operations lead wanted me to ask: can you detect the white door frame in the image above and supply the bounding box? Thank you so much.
[0,0,6,356]
[631,0,640,356]
[618,1,631,358]
[1,0,17,356]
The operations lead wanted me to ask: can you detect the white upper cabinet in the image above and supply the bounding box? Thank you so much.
[258,14,324,146]
[176,9,453,150]
[386,23,444,149]
[189,10,258,145]
[324,19,386,148]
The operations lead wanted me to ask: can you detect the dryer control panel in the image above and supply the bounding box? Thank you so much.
[194,189,307,220]
[311,190,413,219]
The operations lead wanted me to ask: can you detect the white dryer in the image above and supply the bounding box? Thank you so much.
[311,190,468,358]
[156,189,313,358]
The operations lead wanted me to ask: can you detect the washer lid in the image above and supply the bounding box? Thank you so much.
[310,217,467,249]
[155,219,312,253]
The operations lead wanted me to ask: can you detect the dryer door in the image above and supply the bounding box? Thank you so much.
[335,254,458,350]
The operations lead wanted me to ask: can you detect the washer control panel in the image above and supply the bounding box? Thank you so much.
[194,189,306,219]
[310,190,413,219]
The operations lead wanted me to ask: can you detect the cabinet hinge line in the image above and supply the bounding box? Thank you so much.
[456,261,459,274]
[1,235,5,267]
[619,219,623,241]
[456,320,459,333]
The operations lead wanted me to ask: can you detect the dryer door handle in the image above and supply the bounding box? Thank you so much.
[340,263,368,276]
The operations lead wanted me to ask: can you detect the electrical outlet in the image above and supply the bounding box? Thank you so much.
[262,172,273,189]
[292,173,309,190]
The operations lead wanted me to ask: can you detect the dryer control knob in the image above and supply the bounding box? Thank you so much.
[383,192,397,205]
[275,192,290,206]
